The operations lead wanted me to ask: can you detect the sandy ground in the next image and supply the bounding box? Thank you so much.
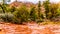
[0,22,60,34]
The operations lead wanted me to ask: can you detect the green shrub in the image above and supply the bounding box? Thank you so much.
[0,13,14,22]
[13,6,30,24]
[43,0,50,19]
[30,6,37,21]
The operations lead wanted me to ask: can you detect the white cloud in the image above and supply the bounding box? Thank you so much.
[50,0,60,3]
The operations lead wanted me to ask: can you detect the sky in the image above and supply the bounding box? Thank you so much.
[0,0,60,4]
[11,0,60,3]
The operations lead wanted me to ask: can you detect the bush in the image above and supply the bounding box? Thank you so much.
[43,0,50,19]
[13,6,30,24]
[50,3,59,18]
[0,13,14,22]
[0,13,20,24]
[29,6,37,21]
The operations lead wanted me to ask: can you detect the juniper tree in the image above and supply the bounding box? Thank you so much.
[37,1,44,22]
[30,6,37,21]
[13,5,29,24]
[43,0,50,19]
[38,1,41,19]
[50,3,59,18]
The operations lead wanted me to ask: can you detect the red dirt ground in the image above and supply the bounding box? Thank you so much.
[0,22,60,34]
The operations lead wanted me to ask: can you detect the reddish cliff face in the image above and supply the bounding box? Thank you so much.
[9,1,35,8]
[10,1,23,7]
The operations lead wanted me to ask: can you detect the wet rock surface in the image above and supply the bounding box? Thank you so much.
[0,23,60,34]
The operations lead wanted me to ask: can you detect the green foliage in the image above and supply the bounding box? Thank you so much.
[0,4,5,13]
[37,1,44,22]
[0,0,60,24]
[0,13,14,22]
[43,0,59,19]
[0,3,9,13]
[43,0,50,19]
[57,8,60,16]
[30,6,37,21]
[0,13,20,24]
[10,6,16,13]
[13,6,30,23]
[50,3,59,18]
[38,1,41,18]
